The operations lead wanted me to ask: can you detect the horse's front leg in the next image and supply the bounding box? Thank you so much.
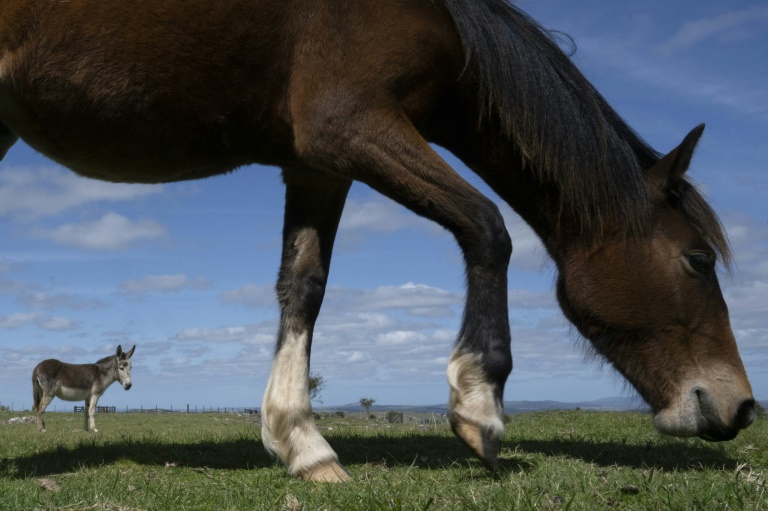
[290,94,513,469]
[261,167,351,482]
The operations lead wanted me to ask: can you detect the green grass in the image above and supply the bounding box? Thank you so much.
[0,410,765,510]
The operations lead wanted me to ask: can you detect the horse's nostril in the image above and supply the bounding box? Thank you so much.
[735,398,756,430]
[125,383,132,390]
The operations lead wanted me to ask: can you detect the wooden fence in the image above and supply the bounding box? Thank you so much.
[73,406,116,413]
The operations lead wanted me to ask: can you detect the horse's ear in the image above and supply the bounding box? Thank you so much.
[126,345,136,359]
[116,345,123,356]
[645,123,705,198]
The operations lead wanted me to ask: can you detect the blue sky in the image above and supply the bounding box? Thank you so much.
[1,0,766,411]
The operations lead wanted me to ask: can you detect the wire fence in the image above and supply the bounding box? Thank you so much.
[0,402,260,414]
[1,402,450,425]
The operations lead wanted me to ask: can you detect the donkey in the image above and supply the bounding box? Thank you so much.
[32,345,135,432]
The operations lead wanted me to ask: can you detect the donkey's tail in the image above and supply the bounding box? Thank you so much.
[32,373,42,413]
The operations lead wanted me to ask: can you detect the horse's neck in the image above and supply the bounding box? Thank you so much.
[437,125,568,261]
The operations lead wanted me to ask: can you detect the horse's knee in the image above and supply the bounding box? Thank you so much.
[276,267,327,323]
[464,200,511,269]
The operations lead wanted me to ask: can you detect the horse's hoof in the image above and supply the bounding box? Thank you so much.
[451,415,500,470]
[298,461,352,482]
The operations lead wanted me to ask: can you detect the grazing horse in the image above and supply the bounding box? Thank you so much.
[32,345,135,432]
[0,0,755,481]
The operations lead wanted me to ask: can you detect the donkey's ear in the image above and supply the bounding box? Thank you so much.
[126,345,136,359]
[116,345,123,356]
[645,124,705,197]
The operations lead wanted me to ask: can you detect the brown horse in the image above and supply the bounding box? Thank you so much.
[0,0,754,481]
[32,345,135,432]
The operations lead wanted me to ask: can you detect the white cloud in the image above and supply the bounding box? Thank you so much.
[33,212,167,250]
[500,208,550,272]
[334,194,550,276]
[0,312,40,329]
[724,280,768,330]
[339,198,429,234]
[658,7,768,54]
[173,324,275,345]
[574,33,768,119]
[38,316,78,331]
[0,280,103,310]
[376,330,428,346]
[508,288,558,310]
[720,215,768,281]
[0,312,77,331]
[16,290,103,310]
[0,166,162,220]
[120,274,211,294]
[219,284,276,309]
[325,282,462,318]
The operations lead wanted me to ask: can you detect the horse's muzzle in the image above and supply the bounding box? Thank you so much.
[124,383,132,390]
[697,391,755,441]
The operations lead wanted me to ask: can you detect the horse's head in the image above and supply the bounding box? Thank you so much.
[115,344,136,391]
[556,125,754,441]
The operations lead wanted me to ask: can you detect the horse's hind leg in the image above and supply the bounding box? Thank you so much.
[262,167,352,482]
[0,122,18,160]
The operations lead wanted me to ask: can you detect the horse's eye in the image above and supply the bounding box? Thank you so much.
[686,253,714,275]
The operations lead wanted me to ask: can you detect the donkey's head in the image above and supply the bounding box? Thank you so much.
[115,344,136,391]
[556,125,754,441]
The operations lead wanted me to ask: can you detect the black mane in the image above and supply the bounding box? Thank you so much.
[443,0,730,263]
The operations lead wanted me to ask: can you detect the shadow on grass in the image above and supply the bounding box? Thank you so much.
[0,432,738,479]
[508,438,738,471]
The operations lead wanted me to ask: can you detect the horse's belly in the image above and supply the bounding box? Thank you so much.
[0,45,292,183]
[56,386,91,402]
[1,86,266,182]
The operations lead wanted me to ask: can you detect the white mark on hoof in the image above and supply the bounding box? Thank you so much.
[446,351,504,467]
[262,330,341,477]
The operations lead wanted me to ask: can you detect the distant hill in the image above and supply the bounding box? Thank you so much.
[318,396,652,415]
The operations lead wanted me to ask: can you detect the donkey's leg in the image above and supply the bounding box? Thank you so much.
[83,396,99,432]
[261,168,352,482]
[292,104,512,470]
[34,387,54,432]
[0,122,18,160]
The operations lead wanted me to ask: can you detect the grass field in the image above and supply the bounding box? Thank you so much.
[0,409,765,510]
